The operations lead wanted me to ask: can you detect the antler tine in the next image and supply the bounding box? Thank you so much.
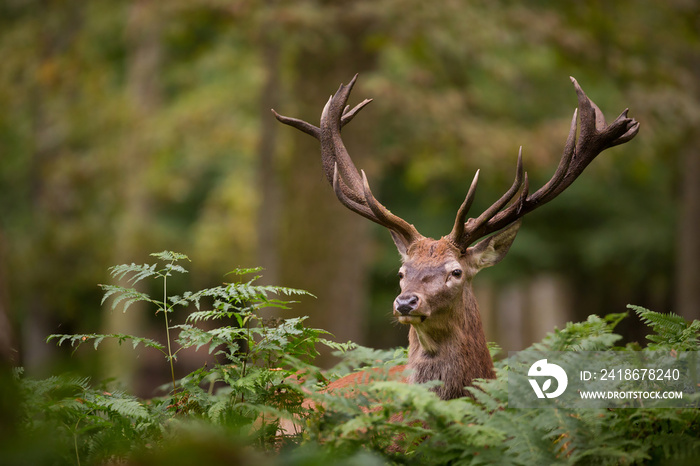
[341,98,373,127]
[473,147,524,226]
[273,76,372,198]
[453,77,639,249]
[524,108,578,206]
[448,169,480,248]
[607,108,639,147]
[536,77,639,202]
[450,149,525,246]
[271,83,372,137]
[330,161,421,246]
[330,162,384,223]
[360,170,422,244]
[271,109,320,138]
[320,76,365,196]
[275,74,423,250]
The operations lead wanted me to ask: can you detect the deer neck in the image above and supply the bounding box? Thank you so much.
[406,285,494,400]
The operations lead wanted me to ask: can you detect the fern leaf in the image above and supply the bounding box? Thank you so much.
[630,304,699,350]
[93,335,105,350]
[164,263,188,275]
[207,399,230,422]
[99,285,125,305]
[632,305,687,332]
[150,250,190,262]
[108,263,158,283]
[47,333,165,353]
[98,395,149,420]
[225,266,264,277]
[130,264,160,284]
[102,287,153,312]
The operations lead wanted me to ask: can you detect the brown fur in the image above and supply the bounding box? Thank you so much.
[395,230,517,400]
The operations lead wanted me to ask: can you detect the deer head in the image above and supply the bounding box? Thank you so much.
[273,75,639,399]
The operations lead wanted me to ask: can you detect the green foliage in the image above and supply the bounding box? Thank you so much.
[15,373,157,465]
[306,309,699,465]
[46,332,165,353]
[529,312,626,352]
[630,304,700,351]
[5,254,700,464]
[2,0,691,381]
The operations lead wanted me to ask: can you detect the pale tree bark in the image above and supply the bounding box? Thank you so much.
[102,0,162,393]
[495,283,525,352]
[676,144,700,321]
[528,274,572,342]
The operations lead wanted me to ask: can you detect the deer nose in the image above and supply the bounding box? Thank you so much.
[395,294,420,315]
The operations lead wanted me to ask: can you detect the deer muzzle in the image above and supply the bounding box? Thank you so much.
[394,293,426,324]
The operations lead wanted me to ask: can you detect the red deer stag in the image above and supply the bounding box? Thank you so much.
[273,75,638,400]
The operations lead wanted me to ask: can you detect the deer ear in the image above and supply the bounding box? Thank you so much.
[469,220,521,271]
[389,231,410,260]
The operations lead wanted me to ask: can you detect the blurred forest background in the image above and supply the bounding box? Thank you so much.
[1,0,698,395]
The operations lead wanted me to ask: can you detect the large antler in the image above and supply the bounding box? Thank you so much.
[273,75,639,255]
[447,77,639,250]
[272,74,423,251]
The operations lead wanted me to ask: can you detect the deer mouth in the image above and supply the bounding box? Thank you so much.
[397,315,427,325]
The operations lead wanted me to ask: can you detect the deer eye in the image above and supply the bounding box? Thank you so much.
[451,269,463,278]
[398,271,405,279]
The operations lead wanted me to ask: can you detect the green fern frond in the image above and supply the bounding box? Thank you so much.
[321,339,358,355]
[95,394,149,420]
[530,313,624,352]
[627,304,688,333]
[20,373,92,399]
[629,304,700,350]
[178,282,313,325]
[108,263,158,283]
[632,304,687,332]
[47,333,166,353]
[99,284,124,305]
[225,266,264,277]
[175,324,241,354]
[207,399,231,422]
[186,308,233,324]
[150,250,190,262]
[99,284,154,312]
[164,263,188,275]
[225,282,314,301]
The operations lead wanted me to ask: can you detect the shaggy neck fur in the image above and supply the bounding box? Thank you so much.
[406,283,495,400]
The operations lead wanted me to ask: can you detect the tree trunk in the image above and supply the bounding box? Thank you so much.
[256,39,281,286]
[495,283,525,352]
[676,144,700,321]
[280,81,371,365]
[279,23,376,366]
[528,274,572,342]
[0,231,11,364]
